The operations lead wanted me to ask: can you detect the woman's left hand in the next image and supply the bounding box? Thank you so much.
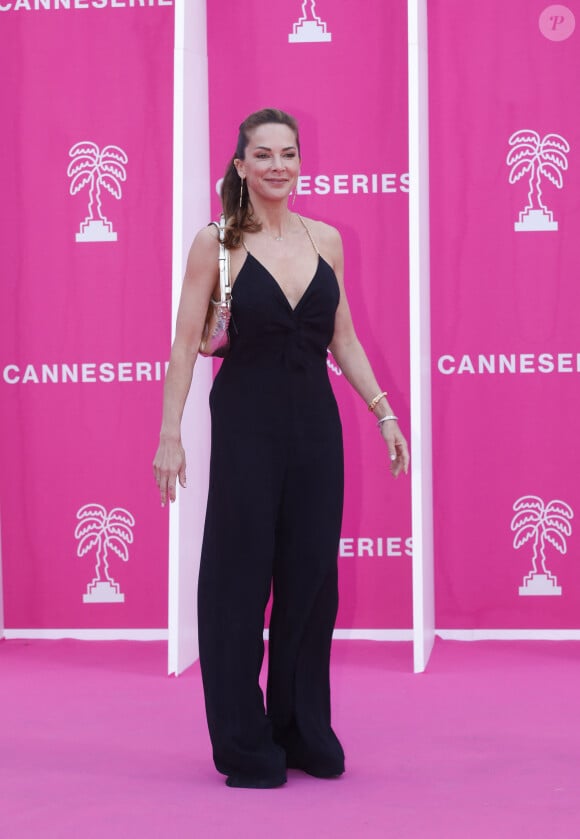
[379,420,410,477]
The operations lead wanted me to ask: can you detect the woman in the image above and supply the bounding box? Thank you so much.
[153,108,409,789]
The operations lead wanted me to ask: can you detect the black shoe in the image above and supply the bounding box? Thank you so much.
[286,759,344,779]
[225,773,287,789]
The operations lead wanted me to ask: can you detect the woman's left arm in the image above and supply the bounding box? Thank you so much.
[324,225,410,477]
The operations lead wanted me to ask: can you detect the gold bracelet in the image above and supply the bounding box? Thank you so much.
[367,390,388,412]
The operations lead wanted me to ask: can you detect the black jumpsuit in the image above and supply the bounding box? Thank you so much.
[198,221,345,785]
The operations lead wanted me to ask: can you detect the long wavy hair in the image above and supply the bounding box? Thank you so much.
[221,108,301,249]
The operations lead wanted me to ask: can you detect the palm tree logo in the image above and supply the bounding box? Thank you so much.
[289,0,332,43]
[68,141,128,242]
[507,130,569,232]
[75,503,135,603]
[511,495,573,596]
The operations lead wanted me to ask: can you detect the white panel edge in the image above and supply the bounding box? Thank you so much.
[4,629,169,641]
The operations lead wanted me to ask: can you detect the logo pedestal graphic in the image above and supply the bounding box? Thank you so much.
[83,579,125,603]
[515,208,558,232]
[519,572,561,596]
[289,19,331,42]
[289,0,332,43]
[76,218,118,242]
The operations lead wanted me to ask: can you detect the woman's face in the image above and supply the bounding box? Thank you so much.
[235,123,300,204]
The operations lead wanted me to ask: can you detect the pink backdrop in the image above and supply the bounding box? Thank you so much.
[0,4,174,628]
[430,0,580,628]
[207,0,412,629]
[6,2,576,635]
[1,1,412,634]
[6,0,580,629]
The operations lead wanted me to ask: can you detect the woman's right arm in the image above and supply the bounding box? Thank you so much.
[153,225,219,506]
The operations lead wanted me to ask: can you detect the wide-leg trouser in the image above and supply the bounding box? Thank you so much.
[198,419,344,781]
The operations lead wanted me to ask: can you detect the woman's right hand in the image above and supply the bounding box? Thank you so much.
[152,436,187,506]
[151,225,221,506]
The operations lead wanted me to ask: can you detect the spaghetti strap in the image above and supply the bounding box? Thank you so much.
[297,214,320,255]
[242,216,318,255]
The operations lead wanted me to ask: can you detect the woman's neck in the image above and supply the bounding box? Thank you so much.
[250,197,294,240]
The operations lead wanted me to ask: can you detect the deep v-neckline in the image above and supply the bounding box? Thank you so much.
[244,252,321,313]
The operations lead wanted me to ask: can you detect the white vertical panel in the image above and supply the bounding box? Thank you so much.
[0,511,5,638]
[168,0,212,676]
[408,0,435,673]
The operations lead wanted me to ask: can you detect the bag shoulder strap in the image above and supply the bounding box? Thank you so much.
[208,214,231,303]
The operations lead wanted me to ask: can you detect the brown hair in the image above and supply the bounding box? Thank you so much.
[221,108,301,249]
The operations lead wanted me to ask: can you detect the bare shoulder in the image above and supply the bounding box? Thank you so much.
[183,223,220,285]
[299,215,343,265]
[299,215,341,244]
[193,222,220,250]
[187,223,219,260]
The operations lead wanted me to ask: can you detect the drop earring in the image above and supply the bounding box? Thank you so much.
[292,171,301,208]
[239,177,245,208]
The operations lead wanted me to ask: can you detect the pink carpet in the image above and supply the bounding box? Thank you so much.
[2,638,580,838]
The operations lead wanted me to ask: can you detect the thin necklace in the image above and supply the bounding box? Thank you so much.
[264,215,292,242]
